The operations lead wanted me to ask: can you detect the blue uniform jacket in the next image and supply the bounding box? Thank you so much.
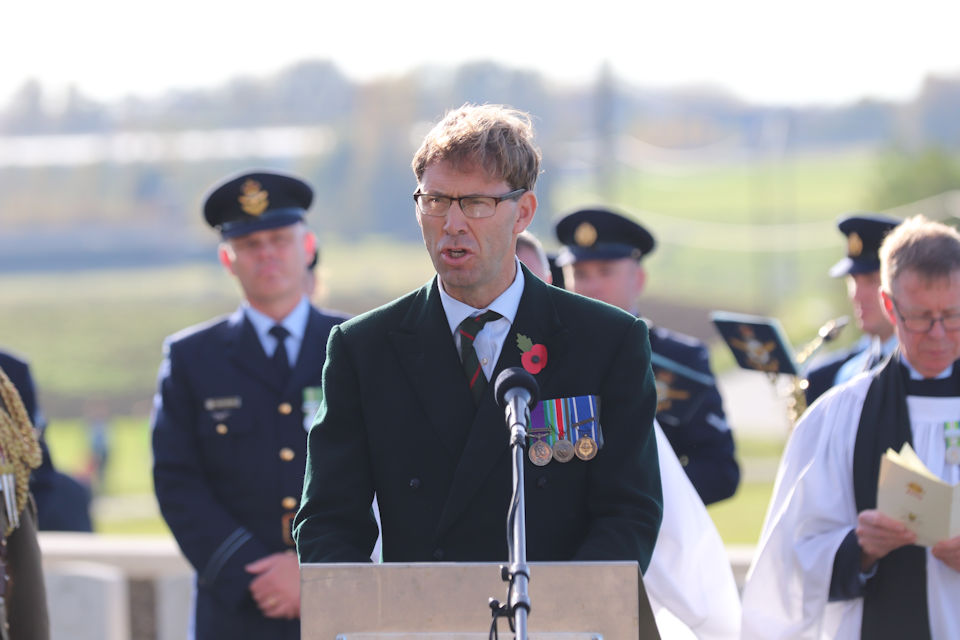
[803,335,872,406]
[648,326,740,505]
[151,305,346,640]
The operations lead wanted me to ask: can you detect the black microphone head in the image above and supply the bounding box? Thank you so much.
[494,367,540,409]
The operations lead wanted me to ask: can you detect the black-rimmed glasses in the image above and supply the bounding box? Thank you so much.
[890,297,960,333]
[413,188,527,219]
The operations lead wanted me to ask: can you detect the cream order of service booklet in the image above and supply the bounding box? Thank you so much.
[877,443,960,546]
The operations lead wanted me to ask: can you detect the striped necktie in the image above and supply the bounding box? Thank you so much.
[457,310,502,404]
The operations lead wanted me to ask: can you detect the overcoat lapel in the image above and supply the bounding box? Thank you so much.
[389,281,478,456]
[434,271,571,539]
[224,308,282,392]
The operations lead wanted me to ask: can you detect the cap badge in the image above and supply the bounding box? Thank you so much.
[848,232,863,258]
[574,222,598,247]
[239,179,269,216]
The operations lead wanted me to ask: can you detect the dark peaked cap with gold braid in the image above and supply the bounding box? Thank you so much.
[828,212,900,278]
[203,169,313,239]
[554,207,656,267]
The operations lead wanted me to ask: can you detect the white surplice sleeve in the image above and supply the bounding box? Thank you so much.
[644,422,741,640]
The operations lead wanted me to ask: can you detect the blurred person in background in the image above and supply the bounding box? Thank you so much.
[515,230,552,284]
[804,213,901,405]
[554,206,739,505]
[83,398,110,494]
[151,170,348,640]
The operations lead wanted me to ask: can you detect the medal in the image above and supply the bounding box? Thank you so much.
[574,435,597,461]
[528,439,553,466]
[552,439,575,462]
[945,420,960,466]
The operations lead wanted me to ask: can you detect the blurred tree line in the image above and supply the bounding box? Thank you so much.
[1,59,959,250]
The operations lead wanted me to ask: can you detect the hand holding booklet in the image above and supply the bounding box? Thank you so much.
[877,443,960,547]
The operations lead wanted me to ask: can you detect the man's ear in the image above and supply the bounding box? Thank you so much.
[880,290,896,325]
[218,244,235,274]
[303,231,317,265]
[634,264,647,297]
[513,191,537,234]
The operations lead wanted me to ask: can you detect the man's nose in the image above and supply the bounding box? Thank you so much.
[928,317,948,338]
[443,202,469,233]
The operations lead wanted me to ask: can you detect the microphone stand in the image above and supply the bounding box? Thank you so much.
[491,368,538,640]
[504,404,531,639]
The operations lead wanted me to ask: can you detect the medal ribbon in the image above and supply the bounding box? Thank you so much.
[529,395,603,448]
[571,395,599,444]
[529,401,554,446]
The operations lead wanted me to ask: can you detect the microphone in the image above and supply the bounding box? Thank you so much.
[495,367,540,432]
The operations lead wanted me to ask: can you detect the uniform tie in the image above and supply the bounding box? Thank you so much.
[457,310,502,404]
[269,325,291,385]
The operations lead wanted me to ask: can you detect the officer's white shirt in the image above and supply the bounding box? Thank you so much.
[244,295,310,367]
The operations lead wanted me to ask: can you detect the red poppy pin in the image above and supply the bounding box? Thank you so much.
[517,333,548,375]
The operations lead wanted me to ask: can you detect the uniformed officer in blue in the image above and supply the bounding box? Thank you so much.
[151,170,347,640]
[804,213,900,405]
[554,207,739,505]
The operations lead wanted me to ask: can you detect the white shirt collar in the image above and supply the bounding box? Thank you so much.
[438,257,525,335]
[244,295,310,344]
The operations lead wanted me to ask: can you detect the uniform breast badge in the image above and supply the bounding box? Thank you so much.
[302,386,323,432]
[944,420,960,465]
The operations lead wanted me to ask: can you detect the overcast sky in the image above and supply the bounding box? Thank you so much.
[5,0,960,108]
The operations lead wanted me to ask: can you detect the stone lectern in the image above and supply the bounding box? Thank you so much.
[300,561,660,639]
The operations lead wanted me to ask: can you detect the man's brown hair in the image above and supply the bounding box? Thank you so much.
[412,103,541,191]
[881,214,960,292]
